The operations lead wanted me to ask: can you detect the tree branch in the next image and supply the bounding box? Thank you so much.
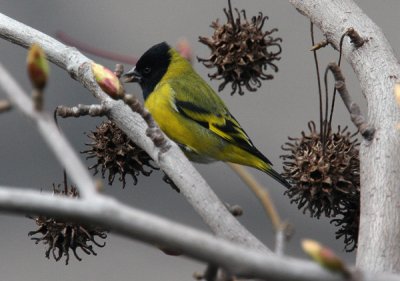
[56,104,108,118]
[0,12,268,252]
[0,62,97,199]
[326,62,375,140]
[0,185,399,281]
[290,0,400,272]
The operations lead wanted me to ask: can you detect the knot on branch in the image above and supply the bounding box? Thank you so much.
[334,81,345,91]
[146,127,171,153]
[346,28,365,49]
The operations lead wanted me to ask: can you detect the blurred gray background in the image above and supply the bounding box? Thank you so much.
[0,0,399,280]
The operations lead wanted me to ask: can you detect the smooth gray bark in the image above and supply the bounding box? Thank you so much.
[290,0,400,273]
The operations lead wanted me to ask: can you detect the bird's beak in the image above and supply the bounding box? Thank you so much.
[123,67,142,83]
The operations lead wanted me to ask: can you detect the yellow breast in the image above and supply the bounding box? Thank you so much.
[145,83,199,149]
[144,82,266,169]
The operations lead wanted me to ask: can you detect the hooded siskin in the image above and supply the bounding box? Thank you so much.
[124,42,290,188]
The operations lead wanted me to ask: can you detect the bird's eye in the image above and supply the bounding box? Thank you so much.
[143,67,151,74]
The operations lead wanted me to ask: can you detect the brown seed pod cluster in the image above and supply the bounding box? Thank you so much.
[198,2,281,95]
[28,185,107,264]
[331,197,360,252]
[281,121,360,251]
[82,120,158,188]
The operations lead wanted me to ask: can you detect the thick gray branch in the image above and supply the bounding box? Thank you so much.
[1,185,400,281]
[0,12,267,252]
[290,0,400,272]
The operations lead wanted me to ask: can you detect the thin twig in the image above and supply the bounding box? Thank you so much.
[275,228,286,256]
[55,104,108,118]
[327,27,365,132]
[326,33,345,134]
[227,0,236,31]
[310,22,324,141]
[326,63,375,140]
[275,223,294,257]
[0,62,97,199]
[227,163,293,256]
[310,39,329,51]
[31,88,44,111]
[56,31,137,65]
[323,64,330,155]
[227,163,281,231]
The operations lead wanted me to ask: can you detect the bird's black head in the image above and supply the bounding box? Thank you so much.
[124,42,171,99]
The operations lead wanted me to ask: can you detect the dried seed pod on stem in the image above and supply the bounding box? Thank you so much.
[198,0,281,95]
[28,182,107,264]
[82,120,158,188]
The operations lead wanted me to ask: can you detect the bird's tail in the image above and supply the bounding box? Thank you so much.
[247,148,291,189]
[221,144,291,188]
[262,166,291,189]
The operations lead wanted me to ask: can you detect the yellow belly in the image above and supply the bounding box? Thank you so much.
[144,84,223,156]
[144,84,267,171]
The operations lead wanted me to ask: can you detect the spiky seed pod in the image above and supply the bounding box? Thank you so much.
[281,121,360,219]
[82,120,158,188]
[28,185,107,265]
[198,4,282,95]
[331,197,360,252]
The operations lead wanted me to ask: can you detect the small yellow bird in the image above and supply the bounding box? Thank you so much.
[124,42,290,188]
